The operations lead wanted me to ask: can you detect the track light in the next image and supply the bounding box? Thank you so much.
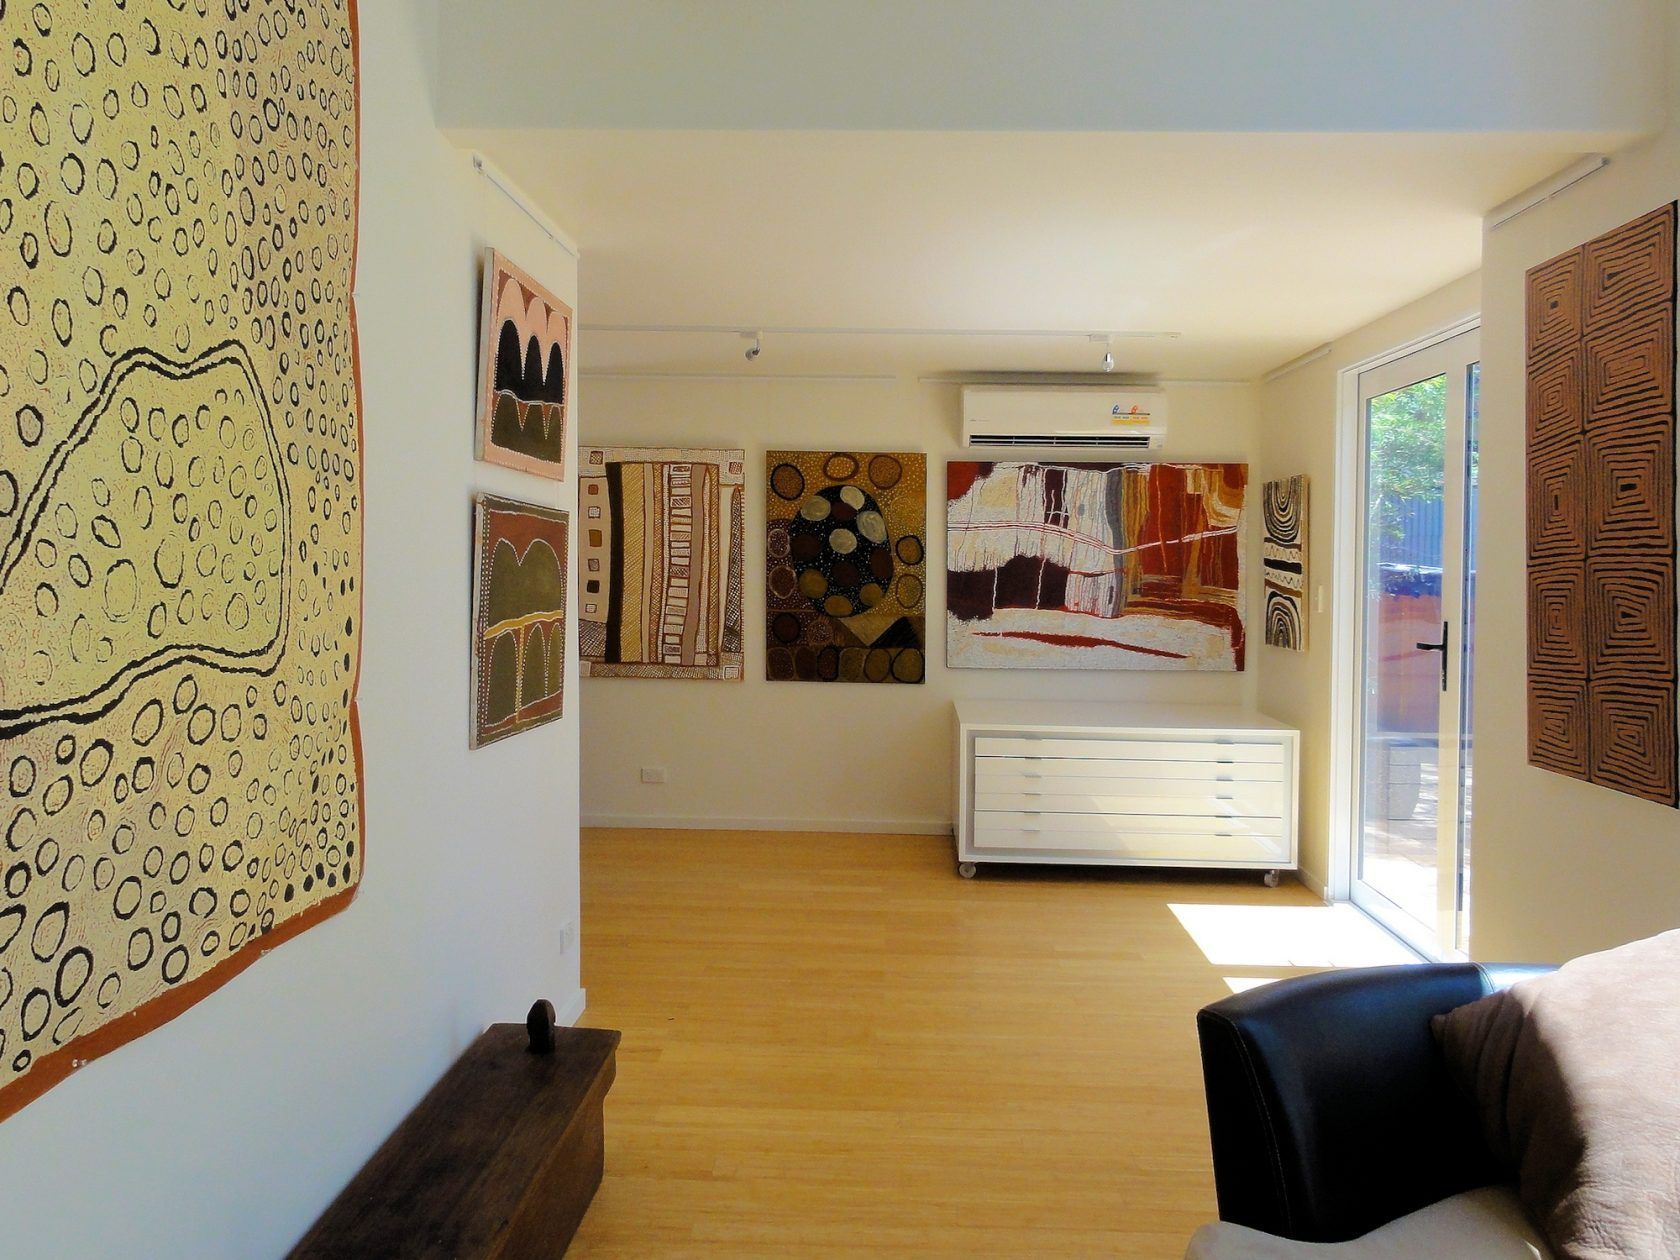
[743,331,762,362]
[1089,332,1115,373]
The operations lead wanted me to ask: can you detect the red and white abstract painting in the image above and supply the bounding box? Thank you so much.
[946,461,1247,670]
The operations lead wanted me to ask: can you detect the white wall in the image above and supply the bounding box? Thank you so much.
[1471,20,1680,962]
[1256,274,1481,892]
[0,5,583,1256]
[580,375,1259,833]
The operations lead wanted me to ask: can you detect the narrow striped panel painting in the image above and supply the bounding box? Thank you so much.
[946,461,1247,670]
[1262,475,1309,651]
[578,449,746,681]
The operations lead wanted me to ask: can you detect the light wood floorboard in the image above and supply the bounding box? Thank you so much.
[569,828,1352,1258]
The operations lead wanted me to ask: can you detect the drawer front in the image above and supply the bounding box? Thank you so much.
[971,819,1291,864]
[974,735,1283,765]
[973,785,1286,818]
[973,756,1284,787]
[976,810,1285,839]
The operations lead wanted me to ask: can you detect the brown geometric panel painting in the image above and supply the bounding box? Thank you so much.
[1527,202,1678,805]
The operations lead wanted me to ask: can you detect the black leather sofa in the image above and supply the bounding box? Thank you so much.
[1194,962,1555,1243]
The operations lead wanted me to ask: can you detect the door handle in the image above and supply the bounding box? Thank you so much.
[1415,620,1449,693]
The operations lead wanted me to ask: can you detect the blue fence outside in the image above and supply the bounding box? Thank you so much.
[1378,495,1444,569]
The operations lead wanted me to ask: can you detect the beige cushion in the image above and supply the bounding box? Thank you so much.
[1432,930,1680,1259]
[1184,1186,1551,1260]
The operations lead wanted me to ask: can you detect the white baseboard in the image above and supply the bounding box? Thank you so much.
[1294,865,1330,901]
[554,987,587,1027]
[581,812,953,837]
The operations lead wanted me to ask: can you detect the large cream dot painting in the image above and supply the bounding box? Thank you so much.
[0,1,363,1119]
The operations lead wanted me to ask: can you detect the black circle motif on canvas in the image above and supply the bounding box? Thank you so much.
[786,485,894,619]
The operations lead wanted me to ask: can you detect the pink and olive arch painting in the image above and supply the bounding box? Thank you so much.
[946,461,1247,670]
[475,250,572,480]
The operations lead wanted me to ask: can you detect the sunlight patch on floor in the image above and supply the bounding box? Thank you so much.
[1220,976,1281,995]
[1170,902,1417,982]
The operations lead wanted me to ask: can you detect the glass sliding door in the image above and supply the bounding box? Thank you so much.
[1352,330,1479,956]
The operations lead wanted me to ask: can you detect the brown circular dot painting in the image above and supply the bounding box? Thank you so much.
[764,452,925,684]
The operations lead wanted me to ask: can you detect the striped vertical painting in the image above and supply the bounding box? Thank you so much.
[1262,475,1309,651]
[946,461,1247,670]
[578,448,746,680]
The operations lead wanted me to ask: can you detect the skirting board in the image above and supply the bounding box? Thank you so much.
[582,813,954,837]
[554,988,588,1028]
[1294,865,1330,900]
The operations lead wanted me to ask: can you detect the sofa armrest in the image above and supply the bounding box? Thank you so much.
[1196,962,1551,1243]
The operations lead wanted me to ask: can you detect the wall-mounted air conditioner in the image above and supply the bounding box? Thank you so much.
[960,385,1167,450]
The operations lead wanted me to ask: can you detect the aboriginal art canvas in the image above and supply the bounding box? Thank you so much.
[1526,203,1678,805]
[578,448,745,681]
[476,250,572,479]
[947,461,1246,670]
[1262,475,1309,651]
[766,452,927,684]
[0,2,363,1120]
[472,496,569,747]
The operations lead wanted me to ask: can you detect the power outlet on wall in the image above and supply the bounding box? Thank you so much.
[640,766,667,785]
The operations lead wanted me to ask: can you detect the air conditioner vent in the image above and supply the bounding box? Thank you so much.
[961,384,1167,451]
[967,432,1158,449]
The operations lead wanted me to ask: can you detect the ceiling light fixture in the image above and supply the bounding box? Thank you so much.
[743,330,762,362]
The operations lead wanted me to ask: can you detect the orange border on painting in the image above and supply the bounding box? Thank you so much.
[0,0,368,1125]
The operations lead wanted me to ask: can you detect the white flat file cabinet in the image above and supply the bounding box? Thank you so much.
[953,701,1300,883]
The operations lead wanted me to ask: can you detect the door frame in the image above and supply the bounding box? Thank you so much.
[1328,314,1479,959]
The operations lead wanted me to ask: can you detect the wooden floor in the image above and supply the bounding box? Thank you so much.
[569,829,1379,1258]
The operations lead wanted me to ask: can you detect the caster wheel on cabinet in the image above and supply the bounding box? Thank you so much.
[958,862,978,879]
[1263,869,1281,888]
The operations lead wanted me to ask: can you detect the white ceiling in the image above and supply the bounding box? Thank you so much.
[437,1,1667,381]
[459,130,1600,380]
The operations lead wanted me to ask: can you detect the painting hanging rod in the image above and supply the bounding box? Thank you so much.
[1259,343,1332,385]
[1487,154,1609,231]
[472,153,580,260]
[581,324,1181,340]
